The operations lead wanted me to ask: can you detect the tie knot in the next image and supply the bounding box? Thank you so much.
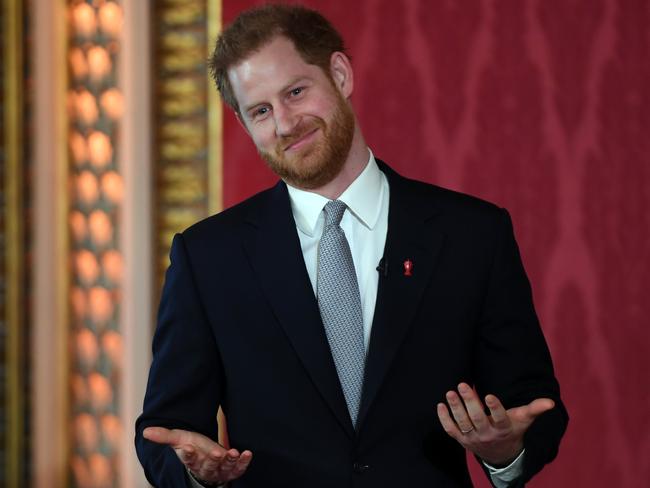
[323,200,347,227]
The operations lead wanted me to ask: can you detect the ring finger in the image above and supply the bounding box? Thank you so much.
[445,391,475,434]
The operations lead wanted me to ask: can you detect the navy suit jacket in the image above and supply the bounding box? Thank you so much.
[136,161,567,487]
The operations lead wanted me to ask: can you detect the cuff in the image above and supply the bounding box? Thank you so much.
[186,467,227,488]
[483,449,525,487]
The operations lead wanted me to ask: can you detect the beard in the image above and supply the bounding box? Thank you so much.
[257,93,355,190]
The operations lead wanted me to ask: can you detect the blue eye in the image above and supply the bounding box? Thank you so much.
[252,106,269,119]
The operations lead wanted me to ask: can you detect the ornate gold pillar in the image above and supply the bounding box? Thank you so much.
[2,0,29,485]
[153,0,223,288]
[66,2,125,486]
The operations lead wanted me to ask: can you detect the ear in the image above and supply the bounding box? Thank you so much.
[329,51,354,98]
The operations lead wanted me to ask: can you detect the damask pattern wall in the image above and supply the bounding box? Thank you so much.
[221,0,650,486]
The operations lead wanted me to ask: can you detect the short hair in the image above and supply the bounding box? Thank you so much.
[208,4,348,113]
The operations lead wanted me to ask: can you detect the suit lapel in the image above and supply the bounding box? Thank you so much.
[241,182,355,438]
[358,164,445,429]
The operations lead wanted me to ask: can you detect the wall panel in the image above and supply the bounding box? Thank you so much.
[220,1,650,485]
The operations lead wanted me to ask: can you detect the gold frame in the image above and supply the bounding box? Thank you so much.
[154,0,224,287]
[207,0,223,214]
[58,1,71,485]
[207,0,228,447]
[3,0,25,485]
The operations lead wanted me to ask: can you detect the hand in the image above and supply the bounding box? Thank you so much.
[436,383,554,466]
[143,426,253,485]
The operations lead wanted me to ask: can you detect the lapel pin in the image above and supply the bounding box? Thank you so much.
[403,259,413,277]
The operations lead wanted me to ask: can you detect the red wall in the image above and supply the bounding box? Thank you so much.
[222,1,650,485]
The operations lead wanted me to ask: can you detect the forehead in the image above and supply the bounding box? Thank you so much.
[228,36,327,106]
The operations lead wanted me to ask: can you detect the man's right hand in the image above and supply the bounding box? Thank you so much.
[143,426,253,485]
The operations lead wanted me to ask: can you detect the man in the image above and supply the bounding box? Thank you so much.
[136,5,567,487]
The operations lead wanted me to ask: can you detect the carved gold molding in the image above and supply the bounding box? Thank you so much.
[57,2,70,487]
[207,0,222,216]
[2,0,25,485]
[154,0,223,288]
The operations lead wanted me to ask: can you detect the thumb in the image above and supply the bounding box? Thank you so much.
[143,427,185,447]
[510,398,555,426]
[528,398,555,418]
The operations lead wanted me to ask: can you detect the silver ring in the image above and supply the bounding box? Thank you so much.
[460,426,475,434]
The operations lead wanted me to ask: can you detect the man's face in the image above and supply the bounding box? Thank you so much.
[228,36,355,190]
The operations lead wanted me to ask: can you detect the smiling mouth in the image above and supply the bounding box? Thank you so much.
[284,128,319,152]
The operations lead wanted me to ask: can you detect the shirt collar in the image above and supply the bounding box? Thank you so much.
[286,149,384,237]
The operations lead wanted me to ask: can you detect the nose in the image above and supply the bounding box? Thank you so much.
[274,104,299,137]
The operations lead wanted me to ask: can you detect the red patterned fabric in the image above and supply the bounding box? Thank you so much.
[222,1,650,485]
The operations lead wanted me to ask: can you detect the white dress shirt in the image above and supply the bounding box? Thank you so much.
[286,150,389,350]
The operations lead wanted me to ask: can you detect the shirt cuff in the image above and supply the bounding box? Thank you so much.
[483,449,525,488]
[185,467,227,488]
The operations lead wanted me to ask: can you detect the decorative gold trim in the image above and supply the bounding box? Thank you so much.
[207,0,223,214]
[207,0,228,448]
[57,1,71,485]
[3,0,25,485]
[155,0,224,287]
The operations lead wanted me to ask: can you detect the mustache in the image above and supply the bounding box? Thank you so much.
[277,119,325,152]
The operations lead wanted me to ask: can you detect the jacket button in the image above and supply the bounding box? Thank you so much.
[352,462,369,474]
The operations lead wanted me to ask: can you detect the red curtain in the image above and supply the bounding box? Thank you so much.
[222,1,650,486]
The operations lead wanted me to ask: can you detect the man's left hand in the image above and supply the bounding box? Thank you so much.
[436,382,555,466]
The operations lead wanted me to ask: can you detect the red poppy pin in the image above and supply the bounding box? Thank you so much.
[403,259,413,277]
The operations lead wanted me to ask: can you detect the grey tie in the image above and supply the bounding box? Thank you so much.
[317,200,366,426]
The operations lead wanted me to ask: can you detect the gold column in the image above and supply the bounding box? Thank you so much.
[67,2,124,486]
[154,0,223,289]
[3,0,25,485]
[207,0,223,216]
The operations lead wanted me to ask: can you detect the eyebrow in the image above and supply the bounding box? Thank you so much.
[242,76,311,114]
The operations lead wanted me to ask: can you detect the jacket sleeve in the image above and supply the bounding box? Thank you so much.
[474,209,568,486]
[135,233,225,487]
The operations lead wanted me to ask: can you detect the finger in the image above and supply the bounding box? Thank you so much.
[457,383,489,432]
[216,449,241,476]
[193,443,229,474]
[229,450,253,479]
[485,394,510,430]
[445,390,475,434]
[188,447,229,482]
[176,445,196,466]
[436,402,462,441]
[200,447,226,473]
